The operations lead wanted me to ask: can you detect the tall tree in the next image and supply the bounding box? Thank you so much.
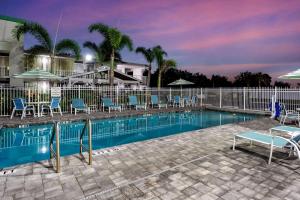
[135,47,155,87]
[88,23,133,86]
[157,59,177,88]
[13,21,81,71]
[152,46,170,88]
[83,41,122,64]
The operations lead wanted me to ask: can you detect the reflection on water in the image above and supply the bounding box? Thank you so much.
[0,111,256,168]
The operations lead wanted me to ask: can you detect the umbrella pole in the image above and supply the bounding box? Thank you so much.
[181,85,182,97]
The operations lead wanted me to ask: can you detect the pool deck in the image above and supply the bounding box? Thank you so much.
[1,107,203,127]
[1,117,300,200]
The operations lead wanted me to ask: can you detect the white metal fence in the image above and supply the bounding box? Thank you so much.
[0,86,299,116]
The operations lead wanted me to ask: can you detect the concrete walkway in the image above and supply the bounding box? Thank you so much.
[0,118,300,200]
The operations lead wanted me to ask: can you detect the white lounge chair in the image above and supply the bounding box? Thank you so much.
[233,130,300,164]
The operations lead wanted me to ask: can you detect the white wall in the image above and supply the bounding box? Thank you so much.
[0,19,24,86]
[116,64,146,81]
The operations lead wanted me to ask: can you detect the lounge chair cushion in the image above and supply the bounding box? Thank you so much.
[236,131,288,148]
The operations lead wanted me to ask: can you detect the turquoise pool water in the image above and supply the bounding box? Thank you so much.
[0,111,257,168]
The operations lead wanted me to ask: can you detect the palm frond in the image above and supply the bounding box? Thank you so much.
[153,45,167,67]
[13,21,52,52]
[161,59,176,73]
[83,41,104,62]
[120,35,133,51]
[136,47,154,64]
[88,23,110,38]
[27,45,49,55]
[108,28,122,49]
[55,39,81,60]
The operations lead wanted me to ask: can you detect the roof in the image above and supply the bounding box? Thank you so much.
[0,15,25,24]
[65,66,142,83]
[118,61,149,67]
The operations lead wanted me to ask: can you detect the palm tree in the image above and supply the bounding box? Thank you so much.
[88,23,133,86]
[13,21,81,72]
[83,41,122,64]
[135,47,155,87]
[158,59,177,88]
[153,46,176,88]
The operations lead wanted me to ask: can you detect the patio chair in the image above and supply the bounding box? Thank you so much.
[233,130,300,164]
[128,95,147,110]
[101,97,121,113]
[167,96,173,106]
[71,98,90,115]
[10,98,35,119]
[183,96,191,107]
[191,95,197,107]
[41,97,62,117]
[280,103,300,126]
[173,96,181,107]
[150,95,167,109]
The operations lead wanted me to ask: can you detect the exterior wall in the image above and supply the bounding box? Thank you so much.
[24,54,76,77]
[0,18,24,86]
[116,64,147,83]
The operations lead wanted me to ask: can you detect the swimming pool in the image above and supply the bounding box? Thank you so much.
[0,110,257,168]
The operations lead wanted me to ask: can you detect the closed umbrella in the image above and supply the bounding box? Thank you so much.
[168,78,194,97]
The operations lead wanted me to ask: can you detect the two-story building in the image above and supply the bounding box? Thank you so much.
[0,15,149,88]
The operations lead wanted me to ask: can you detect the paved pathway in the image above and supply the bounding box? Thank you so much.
[1,118,300,200]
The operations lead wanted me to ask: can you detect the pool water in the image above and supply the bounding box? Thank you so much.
[0,111,257,168]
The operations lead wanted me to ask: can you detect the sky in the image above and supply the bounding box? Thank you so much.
[1,0,300,79]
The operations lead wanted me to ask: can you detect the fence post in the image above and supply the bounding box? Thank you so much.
[88,119,92,165]
[274,87,277,103]
[78,85,81,98]
[200,88,203,107]
[219,87,222,108]
[243,87,246,110]
[116,85,119,104]
[55,122,61,173]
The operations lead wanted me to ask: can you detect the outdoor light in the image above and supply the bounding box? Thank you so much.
[42,56,48,70]
[85,54,93,62]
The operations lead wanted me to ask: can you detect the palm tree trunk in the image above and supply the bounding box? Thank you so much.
[157,70,162,89]
[110,50,115,86]
[147,64,151,87]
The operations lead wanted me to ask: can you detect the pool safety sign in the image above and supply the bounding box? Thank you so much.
[51,87,61,97]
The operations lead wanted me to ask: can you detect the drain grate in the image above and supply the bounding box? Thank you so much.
[92,147,125,156]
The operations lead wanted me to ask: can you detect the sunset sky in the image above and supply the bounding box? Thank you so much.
[1,0,300,79]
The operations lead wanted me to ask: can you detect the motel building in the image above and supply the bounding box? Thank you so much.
[0,15,149,89]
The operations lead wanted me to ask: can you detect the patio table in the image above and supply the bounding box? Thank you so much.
[27,101,50,117]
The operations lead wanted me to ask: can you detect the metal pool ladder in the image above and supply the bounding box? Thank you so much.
[50,121,61,173]
[80,119,93,165]
[49,119,93,173]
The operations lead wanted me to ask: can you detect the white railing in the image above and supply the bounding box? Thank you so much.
[0,86,298,117]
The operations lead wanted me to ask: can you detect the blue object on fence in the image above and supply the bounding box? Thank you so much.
[275,102,281,118]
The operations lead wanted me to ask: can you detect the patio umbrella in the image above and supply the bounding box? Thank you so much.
[168,78,195,96]
[13,69,61,116]
[278,69,300,79]
[13,68,61,81]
